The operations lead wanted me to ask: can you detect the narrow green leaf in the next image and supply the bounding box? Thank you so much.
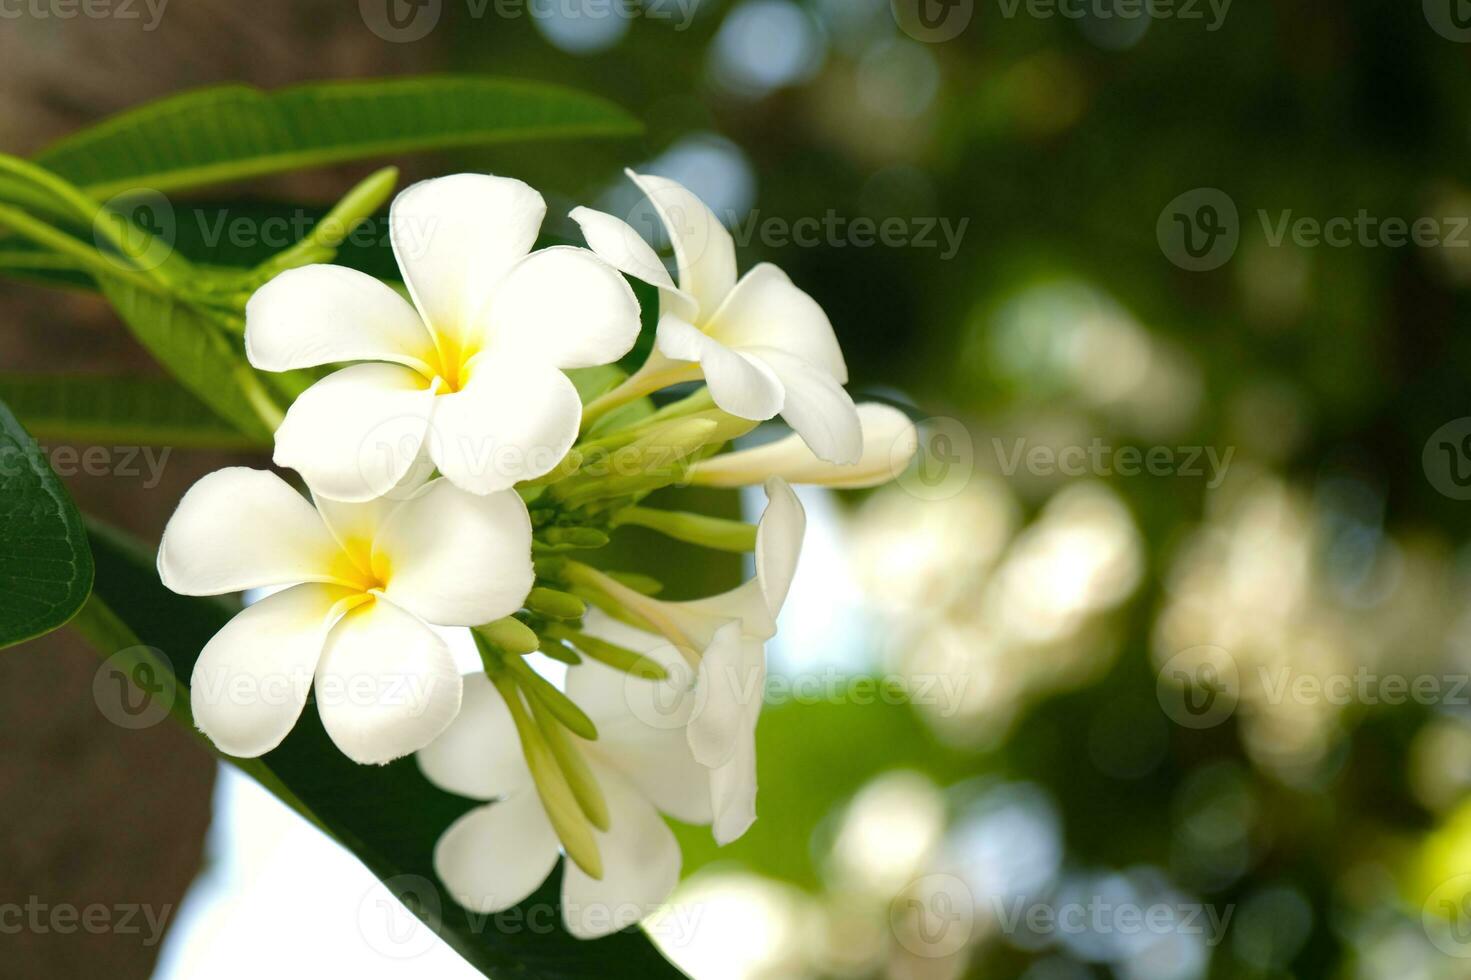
[0,374,265,449]
[79,519,685,979]
[36,77,640,198]
[0,399,93,648]
[95,276,277,441]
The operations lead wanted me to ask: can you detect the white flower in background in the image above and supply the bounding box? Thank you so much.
[417,666,710,939]
[157,467,533,764]
[687,402,919,488]
[570,477,806,843]
[246,173,641,501]
[572,171,863,464]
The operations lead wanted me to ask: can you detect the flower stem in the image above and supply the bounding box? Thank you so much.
[613,507,758,552]
[579,358,702,434]
[486,666,604,880]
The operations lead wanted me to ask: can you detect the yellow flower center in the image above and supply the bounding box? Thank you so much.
[330,537,392,595]
[421,333,479,395]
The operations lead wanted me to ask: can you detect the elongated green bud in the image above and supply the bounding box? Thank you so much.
[473,618,540,657]
[539,637,584,666]
[310,167,399,250]
[527,695,610,831]
[554,419,720,508]
[522,448,583,487]
[487,669,603,879]
[538,527,611,550]
[685,409,759,445]
[503,654,599,741]
[545,624,669,680]
[606,571,664,595]
[526,587,587,620]
[614,507,758,553]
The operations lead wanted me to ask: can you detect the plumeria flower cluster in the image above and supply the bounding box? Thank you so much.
[157,170,918,938]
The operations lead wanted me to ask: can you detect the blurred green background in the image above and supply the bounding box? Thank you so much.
[6,1,1471,978]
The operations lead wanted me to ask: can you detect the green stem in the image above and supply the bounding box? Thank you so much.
[579,358,702,434]
[0,204,165,295]
[526,694,610,831]
[486,666,604,879]
[613,506,758,552]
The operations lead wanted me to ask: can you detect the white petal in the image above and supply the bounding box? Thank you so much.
[561,763,681,939]
[565,615,693,727]
[686,623,762,768]
[565,614,713,824]
[426,357,581,493]
[706,264,848,383]
[709,725,759,845]
[273,362,436,503]
[190,583,350,757]
[687,403,918,488]
[433,792,561,914]
[314,597,462,765]
[417,674,532,801]
[567,205,673,287]
[758,349,863,465]
[245,264,436,374]
[568,206,699,321]
[391,174,545,352]
[656,316,783,421]
[486,246,641,369]
[597,718,714,826]
[158,467,342,595]
[374,478,533,626]
[755,477,806,619]
[627,170,737,319]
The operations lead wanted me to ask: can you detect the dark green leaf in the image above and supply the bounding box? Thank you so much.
[0,399,93,648]
[0,374,265,450]
[95,276,275,443]
[80,520,686,980]
[36,77,640,198]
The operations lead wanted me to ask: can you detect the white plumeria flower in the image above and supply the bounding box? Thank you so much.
[687,403,919,489]
[158,467,533,764]
[246,173,641,502]
[572,171,863,464]
[417,665,709,939]
[575,477,805,843]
